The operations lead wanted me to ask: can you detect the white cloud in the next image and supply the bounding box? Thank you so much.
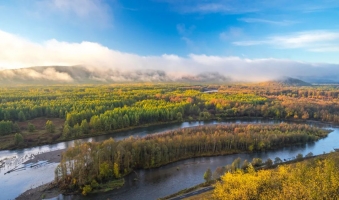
[309,47,339,52]
[177,24,196,48]
[233,30,339,51]
[191,3,231,13]
[181,37,194,46]
[158,0,339,14]
[220,27,243,41]
[176,24,195,36]
[38,0,111,26]
[238,18,297,26]
[1,29,339,82]
[178,2,257,14]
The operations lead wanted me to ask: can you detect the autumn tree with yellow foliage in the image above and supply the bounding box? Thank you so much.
[214,153,339,200]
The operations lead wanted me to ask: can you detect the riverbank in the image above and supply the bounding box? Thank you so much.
[0,119,185,151]
[162,152,335,200]
[15,182,59,200]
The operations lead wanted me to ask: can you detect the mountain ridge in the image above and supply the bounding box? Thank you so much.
[258,77,312,86]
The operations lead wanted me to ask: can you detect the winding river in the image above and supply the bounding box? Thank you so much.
[1,119,338,200]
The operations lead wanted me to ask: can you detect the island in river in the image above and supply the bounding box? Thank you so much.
[55,123,328,196]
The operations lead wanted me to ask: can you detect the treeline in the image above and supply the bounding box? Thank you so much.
[213,152,339,199]
[55,124,328,194]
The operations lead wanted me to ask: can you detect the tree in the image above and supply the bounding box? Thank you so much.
[13,122,20,133]
[199,111,211,120]
[14,133,23,145]
[232,157,242,170]
[63,123,72,138]
[82,185,92,196]
[80,120,89,134]
[251,158,263,167]
[265,158,273,167]
[241,160,250,170]
[28,122,35,132]
[305,152,313,158]
[113,162,120,178]
[204,168,212,182]
[18,111,26,122]
[0,120,13,135]
[296,153,303,161]
[176,112,183,122]
[91,179,99,189]
[99,162,111,180]
[73,123,81,136]
[45,120,55,133]
[274,157,282,164]
[212,167,225,180]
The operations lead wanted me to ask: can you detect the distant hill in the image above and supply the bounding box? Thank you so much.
[0,66,231,85]
[258,77,312,86]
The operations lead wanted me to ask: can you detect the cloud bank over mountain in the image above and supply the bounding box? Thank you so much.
[0,29,339,83]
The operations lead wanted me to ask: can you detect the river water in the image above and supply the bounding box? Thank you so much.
[0,119,338,200]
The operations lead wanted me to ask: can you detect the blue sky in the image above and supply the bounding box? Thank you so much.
[0,0,339,81]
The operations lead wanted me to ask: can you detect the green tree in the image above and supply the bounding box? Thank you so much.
[45,120,55,133]
[80,120,89,134]
[73,123,81,136]
[18,111,26,122]
[176,112,183,122]
[199,111,211,120]
[296,153,303,161]
[305,152,313,158]
[204,168,212,182]
[90,179,99,189]
[14,133,23,145]
[13,122,20,133]
[63,123,72,138]
[28,122,35,132]
[274,157,282,164]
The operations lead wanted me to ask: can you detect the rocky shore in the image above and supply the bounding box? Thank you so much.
[23,149,65,164]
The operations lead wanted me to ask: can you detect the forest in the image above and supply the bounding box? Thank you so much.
[1,83,339,196]
[54,123,328,194]
[1,83,339,149]
[213,152,339,200]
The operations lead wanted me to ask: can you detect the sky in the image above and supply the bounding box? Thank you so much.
[0,0,339,81]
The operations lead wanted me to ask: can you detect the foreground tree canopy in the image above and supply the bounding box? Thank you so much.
[214,152,339,200]
[55,123,328,194]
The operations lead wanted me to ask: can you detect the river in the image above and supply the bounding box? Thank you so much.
[0,119,338,200]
